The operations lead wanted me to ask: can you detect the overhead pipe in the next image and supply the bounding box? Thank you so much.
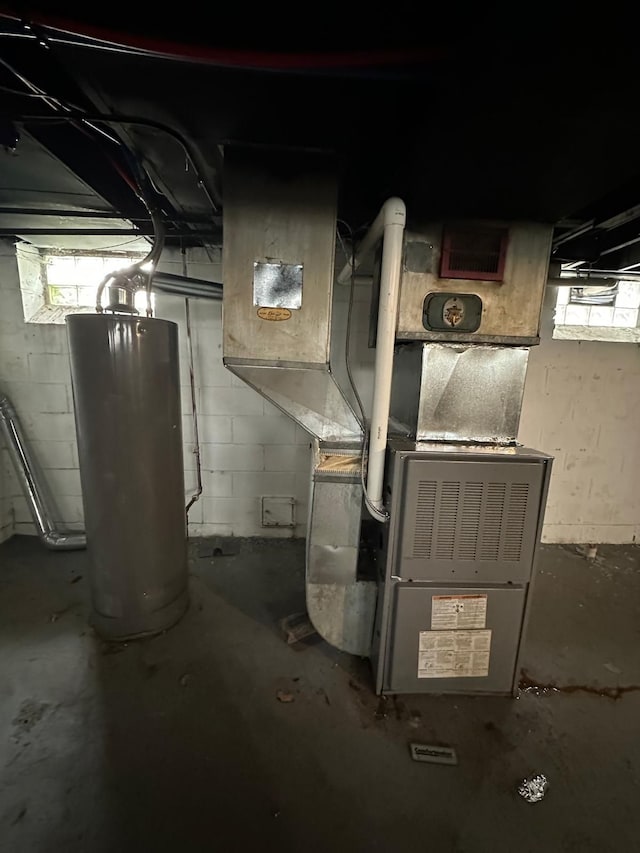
[0,393,86,550]
[340,198,406,521]
[153,272,222,300]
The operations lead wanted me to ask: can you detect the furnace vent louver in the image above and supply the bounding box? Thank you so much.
[440,226,508,281]
[411,479,527,563]
[400,456,543,583]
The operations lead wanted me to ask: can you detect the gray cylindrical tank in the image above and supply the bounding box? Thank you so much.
[66,314,188,640]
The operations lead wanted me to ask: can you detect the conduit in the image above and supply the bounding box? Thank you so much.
[0,393,86,550]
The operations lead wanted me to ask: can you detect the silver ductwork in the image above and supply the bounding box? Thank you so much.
[0,393,86,550]
[390,342,530,444]
[222,147,373,654]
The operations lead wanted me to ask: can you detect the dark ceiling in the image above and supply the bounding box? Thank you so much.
[2,10,640,273]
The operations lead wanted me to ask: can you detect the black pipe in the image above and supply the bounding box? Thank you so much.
[1,227,217,237]
[0,206,216,224]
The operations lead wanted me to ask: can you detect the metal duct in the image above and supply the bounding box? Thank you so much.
[67,314,188,640]
[390,343,530,444]
[153,272,223,300]
[0,393,86,550]
[306,440,377,656]
[222,148,371,653]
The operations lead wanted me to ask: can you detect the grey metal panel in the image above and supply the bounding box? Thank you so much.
[66,314,188,640]
[417,344,529,443]
[390,343,529,444]
[397,222,552,341]
[226,363,362,441]
[305,439,376,655]
[396,455,545,583]
[385,584,526,694]
[222,148,336,364]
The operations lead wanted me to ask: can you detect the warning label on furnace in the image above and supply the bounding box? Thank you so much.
[431,594,487,630]
[417,629,492,679]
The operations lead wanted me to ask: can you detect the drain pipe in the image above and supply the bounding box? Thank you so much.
[0,394,86,550]
[338,198,406,521]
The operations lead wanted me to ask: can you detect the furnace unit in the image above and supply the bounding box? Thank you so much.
[222,148,553,696]
[371,222,553,694]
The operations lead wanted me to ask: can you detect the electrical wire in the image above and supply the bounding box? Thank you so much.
[0,82,50,97]
[17,112,219,214]
[0,54,122,145]
[1,34,220,210]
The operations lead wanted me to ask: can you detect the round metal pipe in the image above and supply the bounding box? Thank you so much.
[0,393,86,550]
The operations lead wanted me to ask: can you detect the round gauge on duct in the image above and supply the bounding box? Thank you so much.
[422,292,482,333]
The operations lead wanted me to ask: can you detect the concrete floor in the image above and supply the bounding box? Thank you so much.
[0,537,639,853]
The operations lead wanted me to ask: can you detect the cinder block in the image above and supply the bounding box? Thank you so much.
[264,444,310,472]
[200,470,233,497]
[47,469,83,497]
[564,304,590,325]
[27,353,72,384]
[2,382,69,414]
[197,360,233,388]
[21,413,76,442]
[613,307,639,327]
[232,471,295,497]
[0,351,28,381]
[202,444,263,472]
[615,281,640,310]
[30,441,77,470]
[201,496,259,527]
[22,325,68,355]
[553,305,566,325]
[588,306,614,327]
[53,494,84,524]
[295,425,313,446]
[197,415,232,444]
[232,415,295,445]
[200,386,264,416]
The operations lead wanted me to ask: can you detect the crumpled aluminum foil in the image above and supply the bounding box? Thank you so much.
[518,774,548,803]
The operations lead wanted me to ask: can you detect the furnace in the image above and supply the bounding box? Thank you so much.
[222,148,553,695]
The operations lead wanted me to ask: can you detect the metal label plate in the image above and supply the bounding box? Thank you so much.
[409,743,458,765]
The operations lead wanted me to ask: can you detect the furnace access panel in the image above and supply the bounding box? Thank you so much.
[372,441,552,695]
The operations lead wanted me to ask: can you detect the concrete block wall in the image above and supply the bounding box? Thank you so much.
[518,286,640,543]
[2,238,640,545]
[0,242,310,542]
[154,248,310,538]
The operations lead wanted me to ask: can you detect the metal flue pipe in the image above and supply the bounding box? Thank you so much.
[0,393,86,550]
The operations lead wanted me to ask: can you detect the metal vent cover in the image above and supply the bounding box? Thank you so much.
[398,456,544,584]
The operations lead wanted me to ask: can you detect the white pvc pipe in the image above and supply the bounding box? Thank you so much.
[366,198,406,518]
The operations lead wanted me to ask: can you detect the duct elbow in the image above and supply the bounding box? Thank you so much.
[42,530,87,551]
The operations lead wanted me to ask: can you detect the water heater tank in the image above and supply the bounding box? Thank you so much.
[66,314,188,640]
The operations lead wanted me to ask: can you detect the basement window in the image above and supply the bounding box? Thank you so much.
[553,278,640,342]
[16,244,149,324]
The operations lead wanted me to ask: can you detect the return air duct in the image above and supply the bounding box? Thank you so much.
[222,147,372,654]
